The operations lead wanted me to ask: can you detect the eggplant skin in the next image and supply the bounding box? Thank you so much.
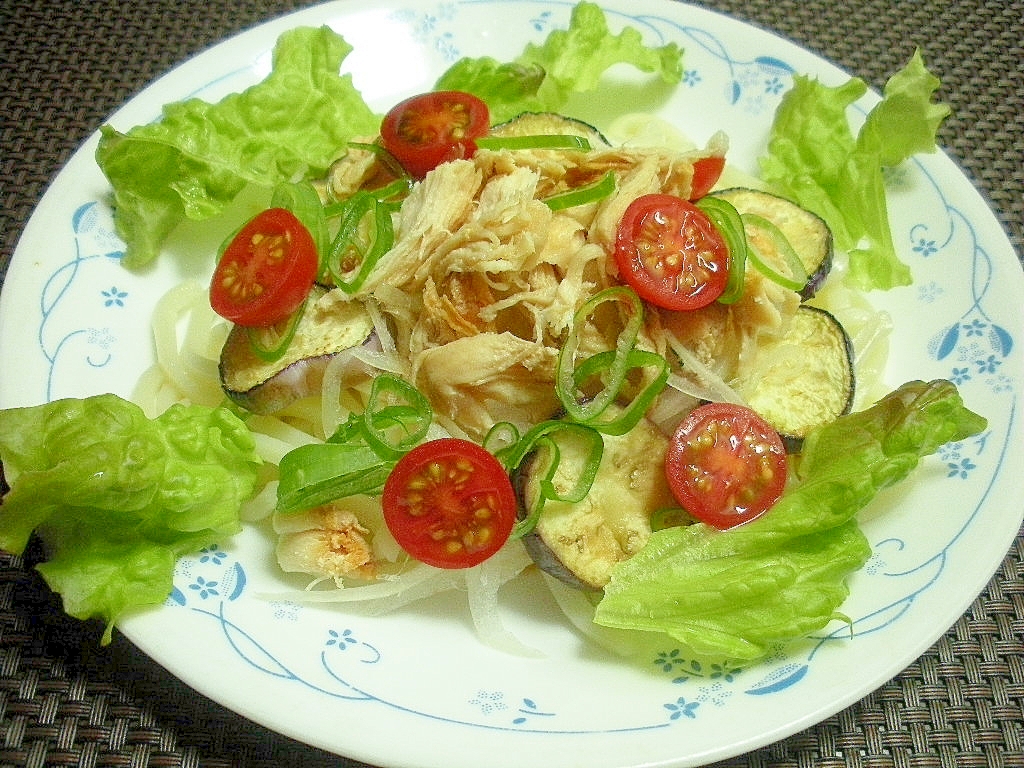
[738,305,855,452]
[514,415,678,591]
[489,112,611,147]
[219,287,374,415]
[220,346,336,415]
[712,187,834,300]
[521,529,597,591]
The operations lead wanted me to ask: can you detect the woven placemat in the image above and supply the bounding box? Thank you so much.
[1,1,1022,766]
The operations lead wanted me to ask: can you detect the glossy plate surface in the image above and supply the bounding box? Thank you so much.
[1,1,1021,766]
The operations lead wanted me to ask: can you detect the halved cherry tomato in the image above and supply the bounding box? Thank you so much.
[381,438,517,569]
[380,91,490,179]
[210,207,318,327]
[614,193,730,312]
[688,155,726,200]
[665,402,787,529]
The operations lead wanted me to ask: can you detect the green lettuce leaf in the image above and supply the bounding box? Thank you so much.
[759,51,949,291]
[435,1,683,124]
[593,380,986,661]
[0,394,262,643]
[96,26,380,268]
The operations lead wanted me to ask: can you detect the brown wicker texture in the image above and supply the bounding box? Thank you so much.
[1,0,1022,766]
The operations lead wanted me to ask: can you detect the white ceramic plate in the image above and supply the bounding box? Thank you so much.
[1,1,1021,766]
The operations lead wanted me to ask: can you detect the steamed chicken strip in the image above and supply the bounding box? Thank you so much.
[416,331,560,439]
[659,266,800,383]
[275,502,378,580]
[356,160,484,295]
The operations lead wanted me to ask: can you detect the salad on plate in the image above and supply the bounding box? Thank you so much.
[0,2,986,665]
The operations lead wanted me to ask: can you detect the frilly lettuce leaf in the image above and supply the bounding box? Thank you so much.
[0,394,262,643]
[96,25,379,269]
[435,1,683,124]
[593,380,987,661]
[759,50,949,291]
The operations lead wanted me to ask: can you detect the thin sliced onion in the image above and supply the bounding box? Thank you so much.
[347,343,407,375]
[246,414,320,465]
[810,274,892,407]
[646,385,700,435]
[268,561,458,606]
[238,479,279,523]
[540,574,656,660]
[319,346,374,437]
[365,296,397,354]
[664,331,746,405]
[465,544,543,657]
[137,279,230,407]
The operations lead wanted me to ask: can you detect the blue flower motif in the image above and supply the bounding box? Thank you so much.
[511,697,554,724]
[530,11,553,32]
[655,649,685,672]
[188,576,219,599]
[864,550,887,576]
[102,286,128,307]
[764,76,784,94]
[683,69,702,87]
[990,374,1013,394]
[963,319,987,337]
[950,367,971,385]
[326,628,359,650]
[272,601,300,621]
[705,662,739,683]
[976,354,1001,374]
[665,696,700,720]
[198,545,227,565]
[947,457,977,479]
[912,238,938,257]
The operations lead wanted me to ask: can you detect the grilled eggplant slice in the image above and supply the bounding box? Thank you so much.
[737,305,855,452]
[488,111,610,148]
[712,187,833,299]
[516,414,677,591]
[219,286,374,414]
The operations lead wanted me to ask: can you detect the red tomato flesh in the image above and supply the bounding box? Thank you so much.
[382,438,517,569]
[614,193,730,312]
[689,155,726,200]
[665,402,787,529]
[380,91,490,179]
[210,207,318,327]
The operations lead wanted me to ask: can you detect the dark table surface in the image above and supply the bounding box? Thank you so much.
[1,0,1022,766]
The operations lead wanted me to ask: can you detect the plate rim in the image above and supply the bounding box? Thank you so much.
[1,1,1022,766]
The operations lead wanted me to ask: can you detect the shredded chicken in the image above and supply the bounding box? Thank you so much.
[415,331,560,438]
[660,266,800,383]
[275,503,378,580]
